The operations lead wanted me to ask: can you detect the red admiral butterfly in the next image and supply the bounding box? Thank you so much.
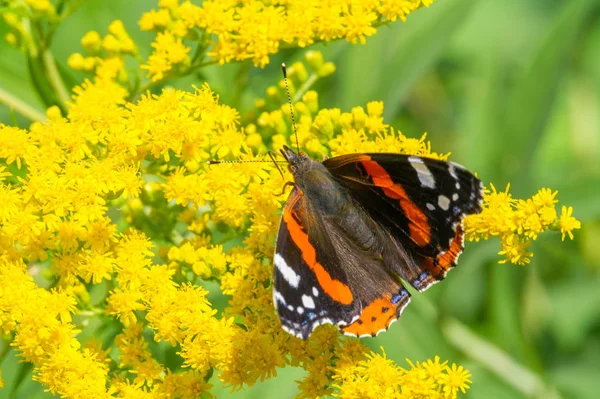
[273,65,483,339]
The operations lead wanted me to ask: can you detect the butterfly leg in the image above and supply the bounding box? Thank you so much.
[274,181,296,197]
[268,150,286,179]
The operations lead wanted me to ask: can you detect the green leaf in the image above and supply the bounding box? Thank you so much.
[10,362,34,398]
[550,355,600,399]
[466,364,526,399]
[547,275,600,350]
[442,240,498,321]
[502,0,594,189]
[460,54,508,180]
[27,54,59,109]
[551,177,600,220]
[0,42,45,124]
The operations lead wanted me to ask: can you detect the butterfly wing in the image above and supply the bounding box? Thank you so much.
[273,187,359,338]
[323,153,483,291]
[273,186,411,338]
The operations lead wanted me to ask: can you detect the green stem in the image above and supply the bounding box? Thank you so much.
[292,73,318,102]
[0,87,46,121]
[41,50,71,107]
[0,335,13,364]
[20,18,38,58]
[191,40,208,64]
[442,319,562,399]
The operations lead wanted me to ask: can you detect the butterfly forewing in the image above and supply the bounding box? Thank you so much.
[273,187,361,338]
[323,153,483,291]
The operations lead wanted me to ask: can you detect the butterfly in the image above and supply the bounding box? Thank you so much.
[272,145,483,339]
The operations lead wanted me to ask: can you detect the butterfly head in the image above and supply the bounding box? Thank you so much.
[280,145,311,175]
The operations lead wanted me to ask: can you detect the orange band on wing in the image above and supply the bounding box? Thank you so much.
[341,295,401,336]
[283,206,354,305]
[421,224,464,279]
[361,160,431,247]
[437,224,463,271]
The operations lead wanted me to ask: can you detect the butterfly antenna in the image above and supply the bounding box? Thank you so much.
[206,159,286,165]
[281,63,300,154]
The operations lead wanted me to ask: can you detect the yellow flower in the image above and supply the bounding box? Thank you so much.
[139,8,172,31]
[344,8,378,45]
[25,0,53,12]
[85,217,118,252]
[142,31,191,81]
[160,370,213,398]
[106,288,145,326]
[81,30,102,54]
[0,124,37,169]
[108,20,136,53]
[440,363,472,397]
[79,250,115,284]
[559,205,581,240]
[422,355,448,384]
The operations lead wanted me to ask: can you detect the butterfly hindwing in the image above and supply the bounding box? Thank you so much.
[318,213,412,338]
[274,184,413,338]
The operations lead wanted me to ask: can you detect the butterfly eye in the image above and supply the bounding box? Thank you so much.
[288,165,296,173]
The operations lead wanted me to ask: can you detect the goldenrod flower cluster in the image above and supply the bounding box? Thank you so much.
[60,0,436,88]
[2,0,57,50]
[139,0,435,74]
[68,20,137,82]
[0,1,581,398]
[334,352,471,398]
[464,185,581,265]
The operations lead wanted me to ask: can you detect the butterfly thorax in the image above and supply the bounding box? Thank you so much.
[282,146,383,258]
[282,146,349,216]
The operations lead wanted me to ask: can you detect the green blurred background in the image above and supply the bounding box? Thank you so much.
[1,0,599,398]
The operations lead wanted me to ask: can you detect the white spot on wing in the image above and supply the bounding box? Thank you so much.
[426,203,436,211]
[312,286,319,297]
[273,291,286,305]
[274,253,300,288]
[408,156,424,164]
[438,195,450,211]
[302,295,315,309]
[448,163,459,179]
[409,156,435,189]
[297,307,304,314]
[452,193,459,201]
